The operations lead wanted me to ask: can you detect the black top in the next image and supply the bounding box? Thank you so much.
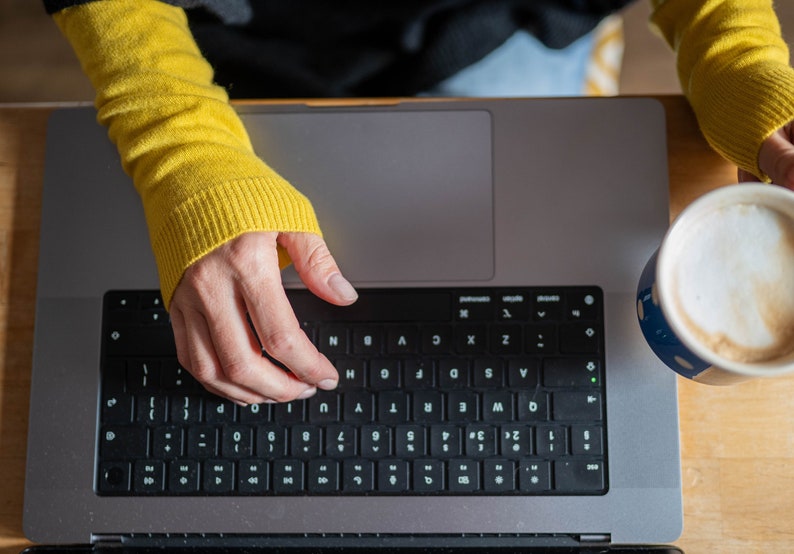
[43,0,635,97]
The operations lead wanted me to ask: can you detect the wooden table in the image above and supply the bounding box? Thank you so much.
[1,97,793,554]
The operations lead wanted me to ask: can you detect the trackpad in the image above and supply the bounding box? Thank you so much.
[244,110,494,283]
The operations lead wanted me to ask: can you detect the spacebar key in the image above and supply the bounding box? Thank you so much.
[104,326,177,357]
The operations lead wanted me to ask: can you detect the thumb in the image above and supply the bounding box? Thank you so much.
[279,232,358,306]
[758,124,794,190]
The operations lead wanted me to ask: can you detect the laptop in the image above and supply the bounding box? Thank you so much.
[23,97,683,553]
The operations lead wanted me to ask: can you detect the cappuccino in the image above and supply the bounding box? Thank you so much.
[670,203,794,363]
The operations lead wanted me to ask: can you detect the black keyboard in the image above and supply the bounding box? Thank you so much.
[98,287,607,496]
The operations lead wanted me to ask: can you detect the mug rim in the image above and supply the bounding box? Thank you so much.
[656,183,794,377]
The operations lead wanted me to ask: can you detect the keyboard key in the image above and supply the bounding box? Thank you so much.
[544,358,601,387]
[205,398,236,423]
[100,426,147,459]
[369,359,400,389]
[484,459,515,492]
[343,460,374,492]
[403,359,435,388]
[395,425,426,457]
[238,460,269,494]
[559,322,601,354]
[378,391,408,424]
[496,292,529,321]
[430,425,461,457]
[101,393,134,424]
[291,425,322,458]
[517,391,549,421]
[465,424,497,457]
[553,391,603,421]
[518,460,551,492]
[361,425,391,457]
[152,426,182,459]
[554,460,605,492]
[273,460,304,493]
[413,459,444,492]
[500,424,532,457]
[169,460,200,493]
[257,424,287,458]
[571,425,604,455]
[386,326,418,354]
[309,391,340,423]
[490,325,522,354]
[482,391,513,421]
[325,424,357,458]
[378,460,409,492]
[473,359,504,387]
[447,390,478,421]
[187,426,217,458]
[222,426,253,458]
[413,391,444,423]
[536,425,567,456]
[532,292,564,321]
[438,359,470,388]
[204,460,235,493]
[170,395,202,424]
[507,359,540,387]
[134,460,165,493]
[421,326,453,355]
[352,326,382,354]
[308,459,340,493]
[98,461,131,493]
[448,459,479,492]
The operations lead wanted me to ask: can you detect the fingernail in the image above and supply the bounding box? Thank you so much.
[297,387,317,400]
[328,272,358,302]
[318,378,338,391]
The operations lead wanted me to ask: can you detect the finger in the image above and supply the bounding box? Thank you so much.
[201,289,321,403]
[175,300,276,404]
[759,126,794,189]
[279,232,358,306]
[241,235,340,390]
[737,167,760,183]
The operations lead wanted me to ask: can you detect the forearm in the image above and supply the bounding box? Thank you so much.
[51,0,321,306]
[650,0,794,180]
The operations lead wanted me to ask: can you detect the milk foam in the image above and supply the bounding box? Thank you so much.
[671,203,794,362]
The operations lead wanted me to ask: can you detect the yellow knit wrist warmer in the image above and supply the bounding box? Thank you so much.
[53,0,322,307]
[652,0,794,180]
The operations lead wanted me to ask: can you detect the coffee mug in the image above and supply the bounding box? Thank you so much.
[637,183,794,384]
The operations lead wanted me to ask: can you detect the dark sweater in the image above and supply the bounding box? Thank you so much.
[44,0,634,98]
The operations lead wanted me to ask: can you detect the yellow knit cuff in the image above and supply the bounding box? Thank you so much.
[692,62,794,181]
[152,175,322,307]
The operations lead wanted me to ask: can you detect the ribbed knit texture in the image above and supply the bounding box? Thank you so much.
[53,0,321,307]
[651,0,794,180]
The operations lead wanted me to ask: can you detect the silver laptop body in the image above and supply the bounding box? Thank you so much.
[24,97,682,550]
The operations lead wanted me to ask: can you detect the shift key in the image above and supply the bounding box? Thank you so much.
[543,358,601,387]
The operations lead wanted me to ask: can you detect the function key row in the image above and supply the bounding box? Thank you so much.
[99,456,605,495]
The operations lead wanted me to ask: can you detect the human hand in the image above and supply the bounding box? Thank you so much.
[168,231,358,405]
[738,120,794,189]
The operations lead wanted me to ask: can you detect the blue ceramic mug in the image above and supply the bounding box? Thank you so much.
[636,183,794,385]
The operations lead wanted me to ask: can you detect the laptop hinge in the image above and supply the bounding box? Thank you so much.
[579,533,611,546]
